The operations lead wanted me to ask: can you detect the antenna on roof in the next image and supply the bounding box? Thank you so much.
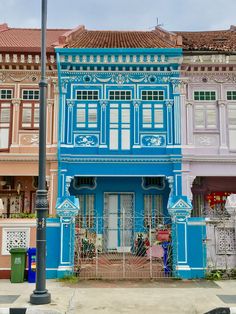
[148,17,163,30]
[156,17,163,27]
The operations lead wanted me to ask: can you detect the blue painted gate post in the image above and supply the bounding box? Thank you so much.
[56,196,79,278]
[168,195,193,279]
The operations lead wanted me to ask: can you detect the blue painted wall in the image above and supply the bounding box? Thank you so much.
[56,47,183,199]
[46,218,61,279]
[187,218,206,278]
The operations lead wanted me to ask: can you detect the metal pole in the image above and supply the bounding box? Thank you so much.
[30,0,51,304]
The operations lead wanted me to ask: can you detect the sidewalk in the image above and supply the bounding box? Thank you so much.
[0,279,236,314]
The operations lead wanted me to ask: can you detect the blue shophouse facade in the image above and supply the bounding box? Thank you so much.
[54,42,206,279]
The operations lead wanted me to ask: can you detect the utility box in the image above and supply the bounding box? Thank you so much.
[10,248,27,283]
[27,248,36,283]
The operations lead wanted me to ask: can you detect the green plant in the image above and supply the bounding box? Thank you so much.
[205,269,224,280]
[58,274,79,284]
[11,213,36,218]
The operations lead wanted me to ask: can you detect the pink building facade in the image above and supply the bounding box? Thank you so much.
[180,27,236,271]
[0,24,69,277]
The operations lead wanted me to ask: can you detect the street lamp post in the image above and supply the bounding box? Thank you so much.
[30,0,51,305]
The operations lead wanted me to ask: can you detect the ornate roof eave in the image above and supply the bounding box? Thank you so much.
[182,49,236,55]
[0,154,57,162]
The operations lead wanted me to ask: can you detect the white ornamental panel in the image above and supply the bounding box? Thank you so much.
[2,228,30,255]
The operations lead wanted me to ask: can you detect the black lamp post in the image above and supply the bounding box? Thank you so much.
[30,0,51,305]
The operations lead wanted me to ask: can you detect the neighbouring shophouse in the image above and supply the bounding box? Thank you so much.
[0,23,70,278]
[55,26,205,279]
[178,26,236,273]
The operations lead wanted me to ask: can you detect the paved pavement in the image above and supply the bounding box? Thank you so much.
[0,279,236,313]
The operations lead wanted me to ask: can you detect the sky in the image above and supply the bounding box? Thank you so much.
[0,0,236,32]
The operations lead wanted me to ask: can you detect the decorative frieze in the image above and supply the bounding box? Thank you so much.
[75,134,99,147]
[61,72,179,86]
[194,134,219,147]
[186,73,236,84]
[20,134,39,145]
[0,53,56,64]
[185,54,233,65]
[59,54,183,66]
[141,135,166,147]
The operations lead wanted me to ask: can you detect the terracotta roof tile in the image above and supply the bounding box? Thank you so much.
[0,25,70,52]
[177,27,236,51]
[64,29,180,48]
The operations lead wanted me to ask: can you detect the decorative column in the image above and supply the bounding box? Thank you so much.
[133,101,140,147]
[46,100,53,145]
[100,101,107,147]
[60,84,67,144]
[187,175,196,201]
[66,100,75,145]
[56,196,79,278]
[11,99,21,146]
[179,80,188,146]
[186,103,194,145]
[167,176,174,195]
[218,100,228,153]
[168,196,192,279]
[52,81,59,145]
[166,100,174,145]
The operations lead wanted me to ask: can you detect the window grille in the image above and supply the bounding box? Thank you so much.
[141,90,164,101]
[109,90,131,100]
[0,89,12,99]
[22,90,39,100]
[227,91,236,101]
[144,194,163,227]
[194,91,216,101]
[76,194,95,229]
[76,90,98,100]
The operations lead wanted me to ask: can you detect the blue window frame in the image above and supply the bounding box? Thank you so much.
[141,103,164,128]
[76,103,98,128]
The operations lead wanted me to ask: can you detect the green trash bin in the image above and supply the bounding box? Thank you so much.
[9,247,27,283]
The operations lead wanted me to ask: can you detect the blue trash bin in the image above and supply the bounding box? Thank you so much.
[27,248,36,283]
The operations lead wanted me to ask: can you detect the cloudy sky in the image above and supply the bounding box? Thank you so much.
[0,0,235,31]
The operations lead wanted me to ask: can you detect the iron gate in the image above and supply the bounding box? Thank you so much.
[74,214,174,279]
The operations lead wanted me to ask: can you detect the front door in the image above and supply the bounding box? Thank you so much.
[109,103,131,150]
[104,193,133,251]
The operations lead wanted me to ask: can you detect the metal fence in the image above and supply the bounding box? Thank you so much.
[74,215,174,279]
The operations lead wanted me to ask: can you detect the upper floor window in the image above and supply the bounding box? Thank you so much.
[21,103,39,128]
[194,91,216,101]
[109,90,131,100]
[194,104,217,129]
[142,104,163,128]
[76,90,98,100]
[76,104,98,128]
[227,91,236,101]
[0,103,11,150]
[227,104,236,151]
[141,90,164,101]
[0,89,12,100]
[22,90,39,100]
